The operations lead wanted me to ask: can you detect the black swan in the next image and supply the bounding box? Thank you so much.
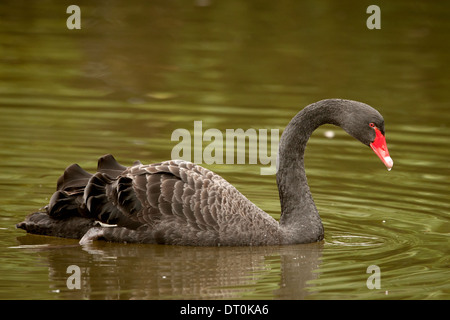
[17,99,393,246]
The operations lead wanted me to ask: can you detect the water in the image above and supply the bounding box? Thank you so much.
[0,0,449,300]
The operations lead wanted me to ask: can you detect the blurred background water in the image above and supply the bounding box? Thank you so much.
[0,0,448,299]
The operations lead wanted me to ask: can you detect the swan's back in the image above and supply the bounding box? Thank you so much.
[18,155,281,246]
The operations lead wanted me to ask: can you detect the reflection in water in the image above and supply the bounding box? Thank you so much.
[16,235,323,299]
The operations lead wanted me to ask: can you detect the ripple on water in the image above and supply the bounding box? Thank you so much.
[327,234,385,247]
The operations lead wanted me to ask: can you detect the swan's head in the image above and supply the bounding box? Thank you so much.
[337,100,393,170]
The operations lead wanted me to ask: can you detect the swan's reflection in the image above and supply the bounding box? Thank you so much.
[16,235,322,299]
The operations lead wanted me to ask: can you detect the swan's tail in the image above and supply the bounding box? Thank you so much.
[16,155,123,239]
[16,211,96,239]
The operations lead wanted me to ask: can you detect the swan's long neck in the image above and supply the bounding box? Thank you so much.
[277,100,342,243]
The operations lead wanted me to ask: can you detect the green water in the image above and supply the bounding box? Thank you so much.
[0,0,448,299]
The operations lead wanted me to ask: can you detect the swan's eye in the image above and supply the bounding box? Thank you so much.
[369,122,376,128]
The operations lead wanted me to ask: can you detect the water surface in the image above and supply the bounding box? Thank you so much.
[0,0,448,299]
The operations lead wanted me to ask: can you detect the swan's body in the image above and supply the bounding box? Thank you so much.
[17,99,393,246]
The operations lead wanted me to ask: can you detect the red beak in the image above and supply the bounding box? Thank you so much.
[370,128,393,170]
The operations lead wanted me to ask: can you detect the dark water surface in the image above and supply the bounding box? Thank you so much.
[0,1,448,299]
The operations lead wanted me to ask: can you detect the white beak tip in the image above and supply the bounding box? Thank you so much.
[384,156,393,171]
